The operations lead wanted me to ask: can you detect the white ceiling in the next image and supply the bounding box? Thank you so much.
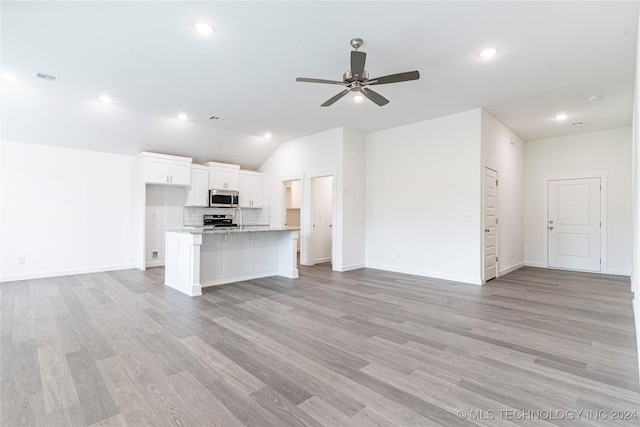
[1,1,637,169]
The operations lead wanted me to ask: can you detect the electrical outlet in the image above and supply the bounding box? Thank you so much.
[152,251,158,259]
[18,257,25,265]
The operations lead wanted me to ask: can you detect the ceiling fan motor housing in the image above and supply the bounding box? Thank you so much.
[343,70,369,83]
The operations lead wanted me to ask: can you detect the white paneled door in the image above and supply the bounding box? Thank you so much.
[483,167,498,281]
[312,176,333,264]
[548,178,601,272]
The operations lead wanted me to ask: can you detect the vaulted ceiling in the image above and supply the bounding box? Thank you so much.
[2,1,637,169]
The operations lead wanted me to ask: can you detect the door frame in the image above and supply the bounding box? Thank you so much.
[281,173,304,263]
[541,171,608,272]
[482,165,499,283]
[310,175,334,264]
[305,169,338,268]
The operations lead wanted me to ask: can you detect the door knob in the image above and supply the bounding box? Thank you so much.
[485,228,490,233]
[549,220,554,224]
[549,226,554,230]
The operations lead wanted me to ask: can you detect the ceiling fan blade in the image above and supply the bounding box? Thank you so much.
[296,77,346,85]
[321,89,351,107]
[360,87,389,106]
[351,51,366,78]
[367,70,420,85]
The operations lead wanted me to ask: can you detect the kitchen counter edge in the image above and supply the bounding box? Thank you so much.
[166,226,300,235]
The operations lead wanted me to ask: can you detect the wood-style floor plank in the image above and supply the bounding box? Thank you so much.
[1,265,638,426]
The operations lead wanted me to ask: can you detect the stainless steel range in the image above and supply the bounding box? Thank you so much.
[203,214,238,229]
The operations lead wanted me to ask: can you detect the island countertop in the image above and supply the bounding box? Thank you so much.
[166,226,300,235]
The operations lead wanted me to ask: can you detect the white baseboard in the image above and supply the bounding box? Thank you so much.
[365,262,482,285]
[201,270,279,287]
[499,262,525,276]
[524,261,631,277]
[146,260,165,268]
[524,261,545,268]
[314,257,331,264]
[0,263,137,283]
[334,263,365,272]
[164,280,202,297]
[605,268,631,277]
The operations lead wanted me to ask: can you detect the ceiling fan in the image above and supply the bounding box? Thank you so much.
[296,38,420,107]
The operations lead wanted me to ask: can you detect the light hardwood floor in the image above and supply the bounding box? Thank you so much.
[1,265,639,426]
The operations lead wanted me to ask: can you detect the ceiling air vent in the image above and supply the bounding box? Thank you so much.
[33,72,59,84]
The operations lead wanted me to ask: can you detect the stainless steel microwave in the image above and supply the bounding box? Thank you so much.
[209,190,239,207]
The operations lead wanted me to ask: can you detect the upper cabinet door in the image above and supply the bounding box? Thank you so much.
[250,175,264,208]
[209,167,226,189]
[238,174,251,207]
[141,153,192,186]
[209,166,239,190]
[169,161,191,186]
[225,169,239,191]
[185,166,209,207]
[238,171,263,208]
[145,158,171,184]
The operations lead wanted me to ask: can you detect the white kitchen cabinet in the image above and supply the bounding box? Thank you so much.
[141,152,192,186]
[185,165,209,207]
[238,171,264,208]
[205,162,240,190]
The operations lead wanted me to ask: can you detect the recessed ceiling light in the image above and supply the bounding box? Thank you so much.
[193,21,214,34]
[1,72,20,81]
[555,113,569,121]
[177,113,189,120]
[478,47,498,59]
[99,94,113,103]
[263,132,272,139]
[353,94,365,103]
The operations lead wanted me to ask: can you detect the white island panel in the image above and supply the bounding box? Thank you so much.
[165,228,299,297]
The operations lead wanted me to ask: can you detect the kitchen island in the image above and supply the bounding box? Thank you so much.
[164,226,299,296]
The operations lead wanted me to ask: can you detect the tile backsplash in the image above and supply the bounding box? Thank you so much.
[183,206,270,227]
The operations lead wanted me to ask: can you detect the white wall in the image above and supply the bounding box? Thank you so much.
[260,128,343,267]
[365,109,483,284]
[145,185,186,266]
[0,140,134,281]
[631,8,640,385]
[481,110,525,277]
[524,127,632,275]
[340,128,366,270]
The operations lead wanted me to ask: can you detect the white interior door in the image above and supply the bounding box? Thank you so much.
[548,178,601,271]
[483,167,498,281]
[312,176,333,264]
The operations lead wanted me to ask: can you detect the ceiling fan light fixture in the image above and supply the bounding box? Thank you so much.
[478,47,499,59]
[193,21,214,34]
[353,94,365,103]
